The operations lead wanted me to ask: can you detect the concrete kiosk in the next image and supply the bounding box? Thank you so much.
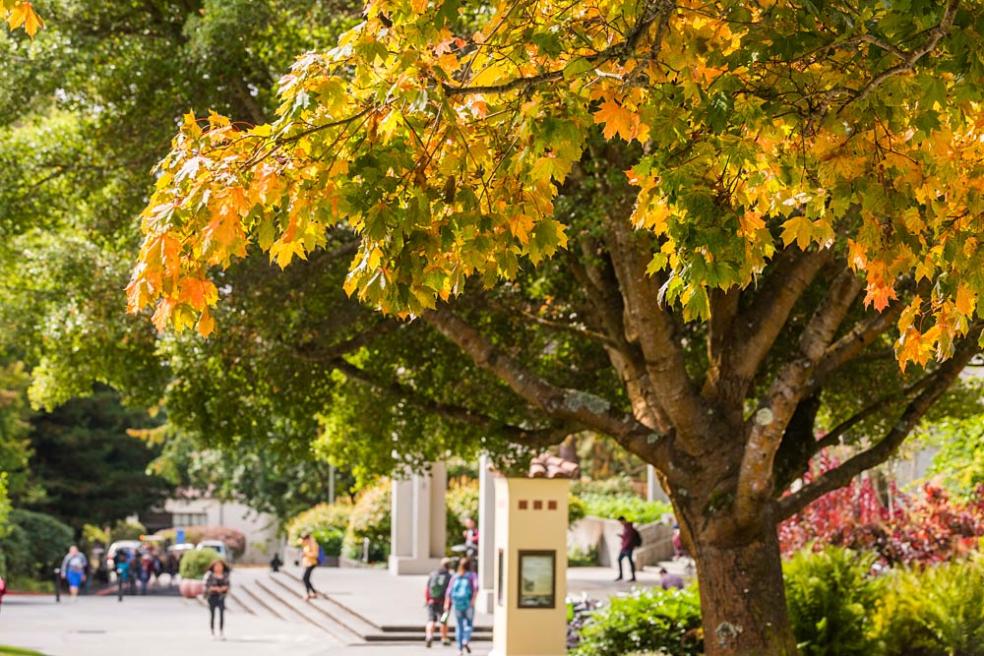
[491,455,578,656]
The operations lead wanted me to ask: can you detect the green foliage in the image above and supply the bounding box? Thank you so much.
[81,523,109,549]
[572,585,703,656]
[873,557,984,656]
[572,475,639,498]
[109,520,146,542]
[580,494,672,525]
[284,502,352,558]
[446,481,479,550]
[568,493,587,525]
[24,388,173,530]
[784,547,881,656]
[927,414,984,500]
[568,544,598,567]
[0,509,72,580]
[178,548,220,580]
[342,481,391,562]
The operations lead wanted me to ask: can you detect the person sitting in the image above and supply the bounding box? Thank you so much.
[659,566,685,590]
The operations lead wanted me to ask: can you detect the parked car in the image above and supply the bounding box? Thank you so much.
[195,540,230,561]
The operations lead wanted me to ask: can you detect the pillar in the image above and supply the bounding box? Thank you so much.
[477,454,496,613]
[389,462,447,575]
[646,464,669,503]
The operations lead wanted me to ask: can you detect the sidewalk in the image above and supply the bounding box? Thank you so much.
[0,595,491,656]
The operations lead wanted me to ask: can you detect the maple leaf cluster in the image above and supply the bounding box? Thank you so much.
[780,454,984,567]
[128,0,984,369]
[2,0,42,37]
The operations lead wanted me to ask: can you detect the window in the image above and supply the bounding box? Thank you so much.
[172,512,207,527]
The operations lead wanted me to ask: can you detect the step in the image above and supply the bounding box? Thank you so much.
[252,578,342,640]
[238,582,287,621]
[226,591,256,616]
[266,573,369,641]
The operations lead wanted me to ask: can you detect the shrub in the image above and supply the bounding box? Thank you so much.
[568,544,598,567]
[580,493,672,525]
[784,546,881,656]
[568,493,587,524]
[179,548,220,580]
[572,475,638,497]
[343,481,390,562]
[0,509,73,580]
[873,556,984,656]
[81,523,109,549]
[285,502,352,551]
[780,456,984,566]
[572,585,702,656]
[109,519,146,542]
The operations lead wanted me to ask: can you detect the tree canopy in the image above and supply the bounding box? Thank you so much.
[122,1,984,653]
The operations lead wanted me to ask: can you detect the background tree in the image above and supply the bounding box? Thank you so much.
[24,387,173,530]
[131,1,984,654]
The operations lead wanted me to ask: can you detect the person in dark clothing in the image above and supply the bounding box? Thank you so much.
[203,560,231,639]
[424,558,453,648]
[614,516,641,582]
[270,553,283,573]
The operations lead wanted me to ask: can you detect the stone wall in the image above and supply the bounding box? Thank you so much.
[568,516,674,569]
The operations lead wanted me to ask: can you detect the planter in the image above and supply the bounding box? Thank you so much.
[179,579,204,598]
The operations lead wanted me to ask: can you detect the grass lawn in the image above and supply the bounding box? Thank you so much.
[0,646,45,656]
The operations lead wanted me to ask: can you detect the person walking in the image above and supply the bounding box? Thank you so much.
[60,546,87,600]
[445,557,478,656]
[114,548,131,600]
[614,516,641,582]
[424,558,453,648]
[203,560,231,640]
[300,534,320,600]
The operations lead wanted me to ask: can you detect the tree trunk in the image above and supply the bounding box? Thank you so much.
[692,517,798,656]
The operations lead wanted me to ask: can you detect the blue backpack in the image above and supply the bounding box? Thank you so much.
[449,574,474,611]
[317,545,326,566]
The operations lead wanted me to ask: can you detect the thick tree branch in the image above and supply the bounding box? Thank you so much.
[811,373,937,453]
[777,325,981,520]
[724,248,832,400]
[422,306,673,470]
[331,359,571,448]
[735,264,863,524]
[605,218,711,444]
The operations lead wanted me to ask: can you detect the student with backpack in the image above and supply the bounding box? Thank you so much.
[424,558,453,648]
[615,516,642,582]
[300,533,320,600]
[444,557,478,655]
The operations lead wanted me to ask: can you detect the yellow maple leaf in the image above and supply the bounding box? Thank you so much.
[738,210,765,237]
[780,216,814,250]
[955,283,976,316]
[508,213,535,245]
[6,1,43,37]
[196,309,215,338]
[593,99,637,142]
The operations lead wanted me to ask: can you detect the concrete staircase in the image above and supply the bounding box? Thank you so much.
[233,568,491,644]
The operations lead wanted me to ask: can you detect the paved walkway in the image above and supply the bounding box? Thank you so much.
[0,595,490,656]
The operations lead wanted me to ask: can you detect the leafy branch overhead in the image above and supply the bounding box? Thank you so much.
[129,0,984,375]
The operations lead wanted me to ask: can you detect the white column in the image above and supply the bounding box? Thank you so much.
[389,462,448,575]
[390,478,414,560]
[646,465,669,503]
[477,453,496,613]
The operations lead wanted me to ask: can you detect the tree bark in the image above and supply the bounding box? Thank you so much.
[691,515,798,656]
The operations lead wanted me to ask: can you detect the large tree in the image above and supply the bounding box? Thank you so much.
[130,1,984,654]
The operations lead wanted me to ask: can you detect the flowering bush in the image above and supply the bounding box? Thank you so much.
[780,456,984,566]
